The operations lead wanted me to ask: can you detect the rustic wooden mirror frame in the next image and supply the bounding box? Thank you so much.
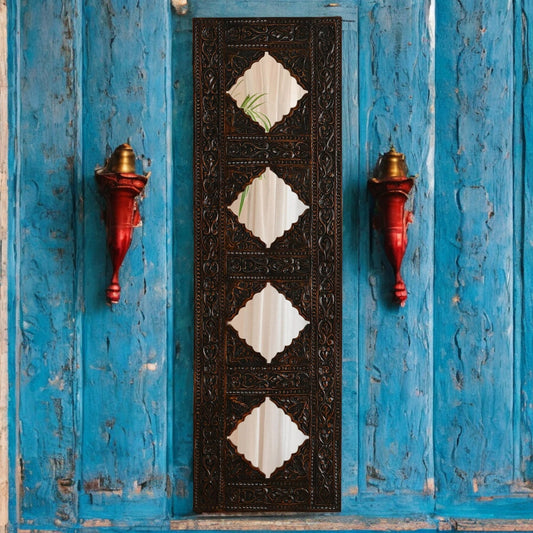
[193,17,342,512]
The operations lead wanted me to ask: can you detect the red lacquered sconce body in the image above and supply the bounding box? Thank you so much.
[95,143,149,304]
[368,147,415,306]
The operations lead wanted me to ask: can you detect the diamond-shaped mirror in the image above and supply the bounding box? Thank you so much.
[227,52,307,131]
[228,167,308,248]
[228,283,309,363]
[228,397,308,478]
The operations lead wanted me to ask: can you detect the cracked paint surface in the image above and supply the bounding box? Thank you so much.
[434,0,515,508]
[6,0,533,529]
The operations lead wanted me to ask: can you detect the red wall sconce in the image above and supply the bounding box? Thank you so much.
[95,143,149,304]
[368,146,415,306]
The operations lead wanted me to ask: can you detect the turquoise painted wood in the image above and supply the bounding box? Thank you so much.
[80,1,172,524]
[7,0,533,530]
[12,0,82,525]
[523,0,533,496]
[354,0,435,515]
[434,0,517,516]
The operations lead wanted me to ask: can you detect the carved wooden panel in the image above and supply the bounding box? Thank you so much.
[193,17,342,512]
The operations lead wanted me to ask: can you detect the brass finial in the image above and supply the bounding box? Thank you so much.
[106,143,136,174]
[373,146,409,181]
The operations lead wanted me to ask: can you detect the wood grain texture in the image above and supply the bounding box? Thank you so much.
[171,11,194,517]
[15,0,82,525]
[352,0,435,515]
[0,0,7,529]
[80,0,171,524]
[171,516,436,531]
[434,0,515,509]
[340,3,359,512]
[520,0,533,493]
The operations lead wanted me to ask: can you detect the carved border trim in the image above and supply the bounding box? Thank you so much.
[193,18,224,511]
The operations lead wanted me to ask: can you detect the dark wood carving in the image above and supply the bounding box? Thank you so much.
[226,208,312,252]
[226,325,311,368]
[226,254,311,278]
[225,439,310,484]
[194,17,342,512]
[226,137,311,162]
[224,22,311,47]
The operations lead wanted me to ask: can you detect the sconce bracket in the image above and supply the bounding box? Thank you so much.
[95,144,149,304]
[368,147,415,306]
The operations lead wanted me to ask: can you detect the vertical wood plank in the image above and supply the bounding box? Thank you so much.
[15,0,82,525]
[341,8,360,508]
[80,0,171,523]
[354,0,435,514]
[513,0,524,492]
[520,0,533,488]
[0,0,7,528]
[434,0,515,507]
[171,10,194,517]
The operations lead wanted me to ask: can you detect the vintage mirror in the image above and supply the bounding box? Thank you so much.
[193,17,342,512]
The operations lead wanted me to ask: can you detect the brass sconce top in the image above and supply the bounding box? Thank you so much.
[102,143,137,175]
[372,146,409,182]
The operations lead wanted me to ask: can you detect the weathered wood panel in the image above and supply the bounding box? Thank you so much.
[80,0,171,523]
[434,0,515,509]
[171,8,194,516]
[15,0,82,525]
[353,0,435,514]
[341,4,360,511]
[521,0,533,491]
[0,0,8,528]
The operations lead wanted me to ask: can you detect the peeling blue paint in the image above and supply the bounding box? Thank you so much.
[7,0,533,530]
[434,0,515,513]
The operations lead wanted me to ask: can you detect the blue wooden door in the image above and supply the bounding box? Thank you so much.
[7,0,533,530]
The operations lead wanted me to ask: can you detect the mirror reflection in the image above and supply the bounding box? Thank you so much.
[227,52,307,131]
[225,48,311,482]
[228,167,308,248]
[228,397,308,478]
[228,283,308,363]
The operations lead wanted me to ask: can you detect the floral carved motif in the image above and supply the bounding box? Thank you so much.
[225,21,311,46]
[227,254,311,278]
[226,137,311,162]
